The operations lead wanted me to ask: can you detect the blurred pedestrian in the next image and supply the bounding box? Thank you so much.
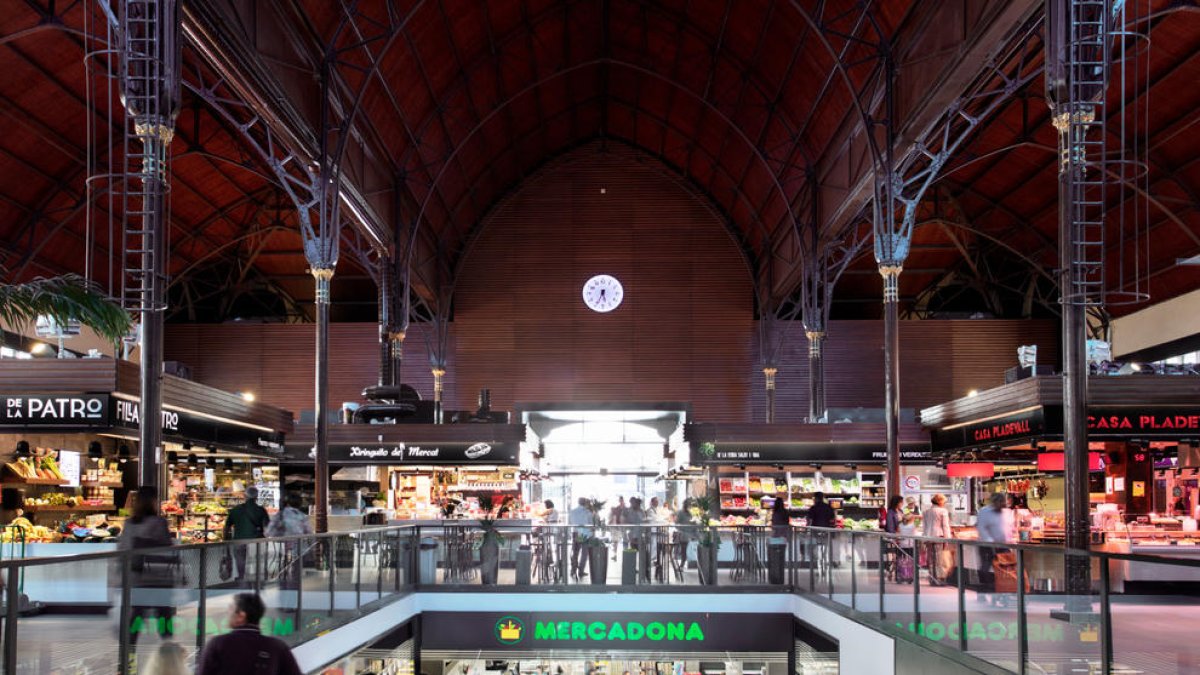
[121,486,177,651]
[224,487,269,586]
[197,593,302,675]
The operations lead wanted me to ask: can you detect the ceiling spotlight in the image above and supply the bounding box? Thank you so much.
[967,389,979,397]
[809,463,822,470]
[29,343,49,355]
[847,463,857,471]
[207,444,217,454]
[14,440,30,457]
[118,444,131,464]
[87,441,103,459]
[182,441,192,451]
[223,458,233,472]
[240,392,255,402]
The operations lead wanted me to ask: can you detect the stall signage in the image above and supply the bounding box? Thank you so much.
[1084,408,1200,436]
[288,441,519,465]
[113,398,180,432]
[931,408,1045,452]
[693,442,933,465]
[110,399,284,454]
[421,612,791,652]
[2,395,108,425]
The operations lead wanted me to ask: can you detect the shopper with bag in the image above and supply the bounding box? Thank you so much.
[922,493,953,585]
[119,486,177,655]
[975,492,1012,606]
[223,487,269,586]
[267,493,312,590]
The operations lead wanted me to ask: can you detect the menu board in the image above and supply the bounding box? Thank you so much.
[57,450,81,488]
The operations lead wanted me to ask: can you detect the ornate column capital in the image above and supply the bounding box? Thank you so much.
[310,267,335,305]
[762,366,778,390]
[878,265,903,304]
[805,330,825,357]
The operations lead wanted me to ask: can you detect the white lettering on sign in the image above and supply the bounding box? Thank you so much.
[407,446,440,458]
[5,396,105,421]
[115,400,179,432]
[348,446,404,459]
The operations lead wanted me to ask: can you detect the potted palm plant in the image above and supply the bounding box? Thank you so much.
[691,493,720,585]
[0,271,132,347]
[477,495,503,585]
[582,498,608,585]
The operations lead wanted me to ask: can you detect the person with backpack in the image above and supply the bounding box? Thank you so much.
[223,487,269,586]
[197,593,302,675]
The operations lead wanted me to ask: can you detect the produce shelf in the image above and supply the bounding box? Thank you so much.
[2,477,68,486]
[80,480,124,488]
[24,504,113,513]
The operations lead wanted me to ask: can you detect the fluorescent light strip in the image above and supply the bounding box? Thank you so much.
[940,405,1043,432]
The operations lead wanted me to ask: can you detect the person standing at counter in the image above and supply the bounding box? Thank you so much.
[884,496,904,534]
[807,492,835,529]
[976,492,1012,605]
[922,494,952,586]
[567,498,591,579]
[224,487,269,586]
[542,500,558,524]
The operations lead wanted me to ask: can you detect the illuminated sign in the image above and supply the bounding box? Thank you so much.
[2,395,108,425]
[423,612,789,652]
[931,408,1046,452]
[690,443,933,465]
[130,615,294,637]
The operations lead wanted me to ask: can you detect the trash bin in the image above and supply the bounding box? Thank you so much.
[768,537,787,585]
[515,545,532,585]
[418,537,438,585]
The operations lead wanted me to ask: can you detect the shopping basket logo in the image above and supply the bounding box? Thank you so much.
[495,616,524,644]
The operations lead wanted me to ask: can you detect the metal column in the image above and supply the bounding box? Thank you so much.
[763,366,778,423]
[806,331,825,422]
[880,265,902,499]
[313,268,333,533]
[118,0,181,492]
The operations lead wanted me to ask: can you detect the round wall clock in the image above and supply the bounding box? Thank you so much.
[582,274,624,313]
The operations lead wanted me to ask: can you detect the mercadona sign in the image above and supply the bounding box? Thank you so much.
[423,612,792,653]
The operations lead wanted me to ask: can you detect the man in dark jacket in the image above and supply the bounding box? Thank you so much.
[224,487,269,584]
[807,492,836,529]
[198,593,302,675]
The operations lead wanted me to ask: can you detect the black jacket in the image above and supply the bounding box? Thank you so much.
[197,626,302,675]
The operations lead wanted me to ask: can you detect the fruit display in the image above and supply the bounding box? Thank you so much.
[23,492,111,508]
[1,517,62,543]
[4,455,65,482]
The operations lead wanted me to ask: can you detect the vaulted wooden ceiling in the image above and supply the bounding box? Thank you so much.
[0,0,1196,324]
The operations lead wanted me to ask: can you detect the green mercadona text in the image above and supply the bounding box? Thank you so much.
[130,616,295,637]
[534,621,704,642]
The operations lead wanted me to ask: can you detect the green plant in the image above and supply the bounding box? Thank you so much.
[477,494,504,546]
[581,498,608,546]
[690,493,721,547]
[0,271,132,344]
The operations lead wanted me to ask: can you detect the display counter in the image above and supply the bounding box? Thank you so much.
[15,541,118,604]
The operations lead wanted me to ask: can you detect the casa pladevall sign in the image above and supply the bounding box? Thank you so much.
[421,612,791,652]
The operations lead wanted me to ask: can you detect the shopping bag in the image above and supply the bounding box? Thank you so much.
[219,551,233,581]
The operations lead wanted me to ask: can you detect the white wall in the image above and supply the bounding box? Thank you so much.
[1111,288,1200,357]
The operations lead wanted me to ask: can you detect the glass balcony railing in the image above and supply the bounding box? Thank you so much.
[1,523,1198,673]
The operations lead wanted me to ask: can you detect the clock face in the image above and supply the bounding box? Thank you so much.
[582,274,624,313]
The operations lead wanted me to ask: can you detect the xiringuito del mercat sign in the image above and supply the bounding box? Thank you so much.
[422,612,792,652]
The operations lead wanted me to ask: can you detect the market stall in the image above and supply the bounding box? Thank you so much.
[922,373,1200,587]
[283,422,529,530]
[684,422,933,566]
[0,358,293,607]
